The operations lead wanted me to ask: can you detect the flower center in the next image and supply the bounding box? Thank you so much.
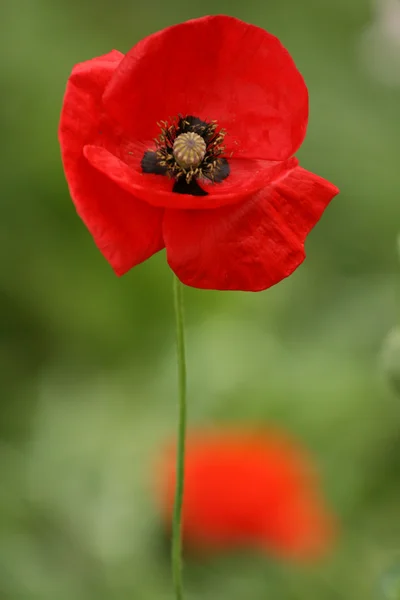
[141,115,230,197]
[173,132,207,169]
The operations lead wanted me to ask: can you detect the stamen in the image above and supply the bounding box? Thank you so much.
[142,115,230,195]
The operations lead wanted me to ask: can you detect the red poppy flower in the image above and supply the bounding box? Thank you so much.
[156,428,336,560]
[59,15,339,291]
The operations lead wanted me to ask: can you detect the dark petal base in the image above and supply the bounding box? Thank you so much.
[206,158,230,183]
[141,151,168,175]
[173,178,208,196]
[178,115,208,134]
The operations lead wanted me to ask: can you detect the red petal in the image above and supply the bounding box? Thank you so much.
[157,428,336,559]
[84,144,298,209]
[59,51,164,275]
[103,15,308,161]
[163,167,339,291]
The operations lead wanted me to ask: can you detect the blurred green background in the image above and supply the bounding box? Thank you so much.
[2,0,400,598]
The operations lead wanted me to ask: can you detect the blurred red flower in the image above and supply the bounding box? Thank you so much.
[157,428,336,560]
[59,15,339,291]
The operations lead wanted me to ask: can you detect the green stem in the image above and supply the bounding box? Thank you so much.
[172,275,187,600]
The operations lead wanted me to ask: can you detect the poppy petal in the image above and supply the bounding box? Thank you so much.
[103,15,308,161]
[59,51,164,275]
[157,427,336,559]
[84,144,298,210]
[163,167,339,291]
[261,487,335,559]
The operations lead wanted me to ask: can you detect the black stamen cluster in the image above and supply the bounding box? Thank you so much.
[141,115,230,196]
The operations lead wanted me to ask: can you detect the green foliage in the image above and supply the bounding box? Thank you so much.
[1,0,400,598]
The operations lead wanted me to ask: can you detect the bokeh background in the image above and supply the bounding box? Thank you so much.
[2,0,400,598]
